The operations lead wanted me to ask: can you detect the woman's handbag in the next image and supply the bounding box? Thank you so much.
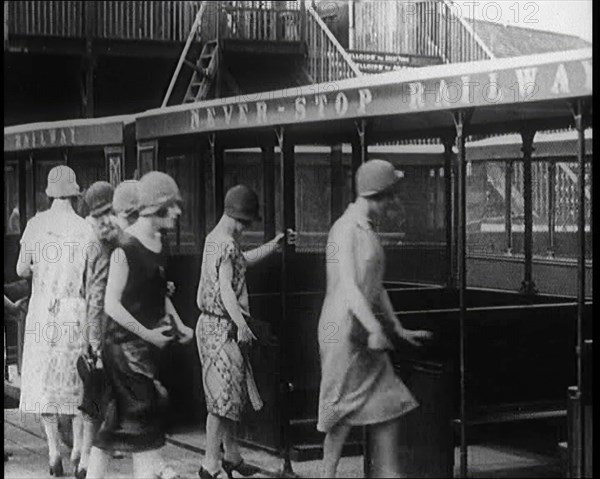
[77,345,108,420]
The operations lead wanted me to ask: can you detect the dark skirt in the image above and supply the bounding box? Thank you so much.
[93,338,167,453]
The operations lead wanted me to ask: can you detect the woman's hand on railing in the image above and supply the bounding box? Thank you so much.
[272,229,297,252]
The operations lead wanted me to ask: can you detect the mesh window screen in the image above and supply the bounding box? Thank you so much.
[295,152,332,252]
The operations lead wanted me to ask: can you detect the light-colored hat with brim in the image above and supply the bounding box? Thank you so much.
[45,165,80,198]
[355,159,403,197]
[113,180,140,217]
[138,171,182,216]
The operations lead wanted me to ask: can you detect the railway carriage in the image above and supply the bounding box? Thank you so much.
[131,47,592,476]
[4,48,592,477]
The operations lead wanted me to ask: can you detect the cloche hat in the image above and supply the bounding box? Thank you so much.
[84,181,114,217]
[224,185,261,223]
[355,159,403,197]
[113,180,140,217]
[45,165,80,198]
[138,171,182,216]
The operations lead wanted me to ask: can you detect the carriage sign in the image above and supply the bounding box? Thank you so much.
[136,49,592,140]
[4,119,127,152]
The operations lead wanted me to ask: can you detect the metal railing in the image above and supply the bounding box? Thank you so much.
[305,3,362,83]
[218,4,301,42]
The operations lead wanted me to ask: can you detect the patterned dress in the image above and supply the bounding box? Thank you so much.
[18,199,95,416]
[196,231,262,422]
[317,203,418,433]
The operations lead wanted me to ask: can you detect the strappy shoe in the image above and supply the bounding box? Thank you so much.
[222,459,260,478]
[49,457,64,477]
[74,466,87,479]
[198,466,227,479]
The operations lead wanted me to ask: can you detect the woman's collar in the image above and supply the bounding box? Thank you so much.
[50,198,75,212]
[346,202,373,230]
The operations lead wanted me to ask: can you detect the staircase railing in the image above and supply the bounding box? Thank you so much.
[305,3,362,83]
[162,2,206,108]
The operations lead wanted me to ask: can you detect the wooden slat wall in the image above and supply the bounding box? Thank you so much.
[6,1,202,42]
[352,0,490,63]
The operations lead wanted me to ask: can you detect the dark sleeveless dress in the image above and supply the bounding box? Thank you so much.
[94,233,169,453]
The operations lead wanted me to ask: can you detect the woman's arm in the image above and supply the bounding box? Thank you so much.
[16,221,34,278]
[16,241,33,279]
[243,230,297,267]
[219,257,256,344]
[379,286,433,347]
[165,296,193,344]
[379,288,406,336]
[218,258,248,329]
[243,238,279,267]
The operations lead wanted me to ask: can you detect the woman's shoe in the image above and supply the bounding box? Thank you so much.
[71,456,81,474]
[71,455,81,471]
[222,459,260,478]
[198,466,226,479]
[49,457,64,477]
[75,467,87,479]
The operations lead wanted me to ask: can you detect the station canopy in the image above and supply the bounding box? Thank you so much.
[136,48,592,146]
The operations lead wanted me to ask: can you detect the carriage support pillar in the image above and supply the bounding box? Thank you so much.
[547,161,556,256]
[453,108,472,479]
[352,120,368,196]
[520,129,537,295]
[209,134,224,225]
[505,160,514,254]
[331,143,344,222]
[570,99,588,478]
[275,126,297,477]
[442,135,456,289]
[262,142,277,240]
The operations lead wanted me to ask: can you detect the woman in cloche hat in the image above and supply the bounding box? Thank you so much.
[86,172,192,479]
[16,165,96,476]
[317,159,432,478]
[196,185,295,479]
